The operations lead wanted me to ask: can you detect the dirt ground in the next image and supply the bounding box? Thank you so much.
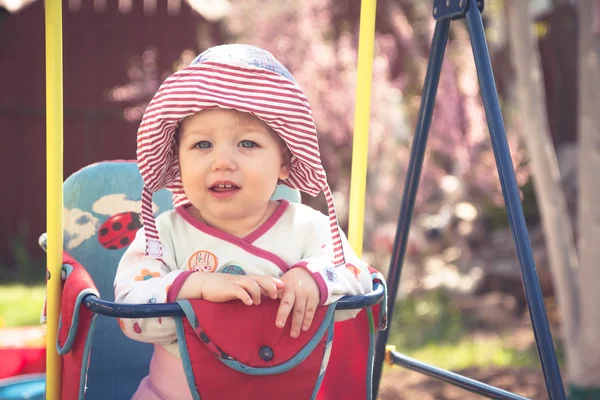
[376,318,563,400]
[377,366,551,400]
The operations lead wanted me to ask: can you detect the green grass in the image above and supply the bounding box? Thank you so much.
[385,289,544,370]
[0,284,46,327]
[398,337,540,371]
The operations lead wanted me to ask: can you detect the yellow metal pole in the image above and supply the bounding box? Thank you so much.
[45,0,63,398]
[348,0,377,257]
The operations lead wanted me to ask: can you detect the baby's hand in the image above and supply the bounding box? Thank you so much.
[275,268,320,338]
[178,272,284,305]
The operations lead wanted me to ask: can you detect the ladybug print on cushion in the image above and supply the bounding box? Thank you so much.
[98,212,142,250]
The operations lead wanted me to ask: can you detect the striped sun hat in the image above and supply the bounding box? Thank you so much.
[137,44,346,266]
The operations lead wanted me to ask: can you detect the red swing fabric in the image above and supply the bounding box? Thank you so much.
[317,307,378,400]
[319,266,385,400]
[56,251,98,400]
[180,298,331,400]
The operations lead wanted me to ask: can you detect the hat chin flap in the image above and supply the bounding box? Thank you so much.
[141,185,163,259]
[322,182,346,267]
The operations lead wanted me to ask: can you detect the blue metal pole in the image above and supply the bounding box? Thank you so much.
[464,4,566,399]
[389,351,530,400]
[371,19,451,399]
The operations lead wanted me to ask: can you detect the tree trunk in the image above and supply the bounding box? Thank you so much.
[573,0,600,392]
[536,3,579,147]
[506,0,581,385]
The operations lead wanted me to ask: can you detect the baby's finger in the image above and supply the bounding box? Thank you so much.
[235,286,254,306]
[276,291,295,329]
[273,278,285,290]
[290,296,307,338]
[239,278,262,305]
[302,298,318,332]
[252,275,280,300]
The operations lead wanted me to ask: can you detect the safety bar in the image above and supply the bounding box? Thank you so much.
[389,350,530,400]
[83,282,385,318]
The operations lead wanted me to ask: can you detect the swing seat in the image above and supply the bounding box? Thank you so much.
[1,160,386,399]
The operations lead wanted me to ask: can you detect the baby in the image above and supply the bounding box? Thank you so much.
[115,44,373,400]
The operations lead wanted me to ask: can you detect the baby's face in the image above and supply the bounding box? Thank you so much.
[177,109,290,226]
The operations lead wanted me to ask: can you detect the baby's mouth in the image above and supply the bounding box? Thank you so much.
[210,184,240,193]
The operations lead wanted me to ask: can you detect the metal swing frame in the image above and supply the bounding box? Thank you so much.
[370,1,566,399]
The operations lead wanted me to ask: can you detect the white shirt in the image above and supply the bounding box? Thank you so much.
[114,200,372,354]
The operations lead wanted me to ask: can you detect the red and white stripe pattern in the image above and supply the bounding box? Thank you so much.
[137,62,345,266]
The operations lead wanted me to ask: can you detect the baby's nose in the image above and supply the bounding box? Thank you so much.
[211,148,237,171]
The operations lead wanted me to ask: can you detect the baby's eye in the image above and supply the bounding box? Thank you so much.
[194,141,212,149]
[239,140,258,148]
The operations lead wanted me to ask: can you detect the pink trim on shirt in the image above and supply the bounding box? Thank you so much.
[292,261,328,306]
[243,200,289,243]
[167,271,195,303]
[175,202,291,273]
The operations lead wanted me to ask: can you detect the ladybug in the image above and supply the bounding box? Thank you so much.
[98,212,142,250]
